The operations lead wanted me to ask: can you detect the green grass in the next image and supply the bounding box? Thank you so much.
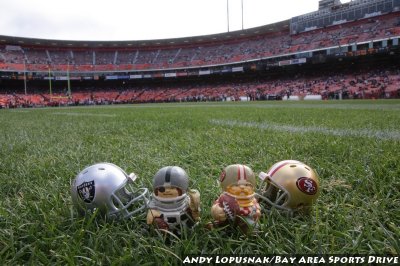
[0,100,399,264]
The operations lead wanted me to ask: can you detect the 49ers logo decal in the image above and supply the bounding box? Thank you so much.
[296,177,318,195]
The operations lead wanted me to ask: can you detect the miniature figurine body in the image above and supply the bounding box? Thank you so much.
[147,166,200,232]
[210,164,261,232]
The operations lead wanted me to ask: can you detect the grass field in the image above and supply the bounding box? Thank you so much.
[0,100,399,264]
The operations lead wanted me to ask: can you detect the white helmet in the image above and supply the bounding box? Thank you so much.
[71,163,149,219]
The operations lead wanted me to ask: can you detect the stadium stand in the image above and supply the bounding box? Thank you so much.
[1,64,398,108]
[0,0,399,108]
[1,12,399,72]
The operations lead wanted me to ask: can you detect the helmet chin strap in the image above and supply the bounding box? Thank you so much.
[128,173,137,182]
[258,171,269,181]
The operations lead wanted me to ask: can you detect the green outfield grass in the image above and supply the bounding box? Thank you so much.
[0,100,399,264]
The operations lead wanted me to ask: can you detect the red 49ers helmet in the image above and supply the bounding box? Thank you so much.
[257,160,320,213]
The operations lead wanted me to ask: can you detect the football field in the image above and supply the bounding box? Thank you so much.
[0,100,399,264]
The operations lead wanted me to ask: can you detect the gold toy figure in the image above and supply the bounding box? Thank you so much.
[147,166,200,233]
[210,164,261,232]
[257,160,320,214]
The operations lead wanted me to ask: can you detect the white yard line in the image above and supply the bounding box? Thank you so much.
[9,110,30,113]
[52,112,116,118]
[209,119,400,140]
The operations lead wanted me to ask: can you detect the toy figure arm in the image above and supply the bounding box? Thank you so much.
[146,209,161,225]
[211,201,227,222]
[147,209,169,230]
[188,189,201,221]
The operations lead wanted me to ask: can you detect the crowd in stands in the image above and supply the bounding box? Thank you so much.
[0,14,399,72]
[0,12,399,108]
[1,66,399,108]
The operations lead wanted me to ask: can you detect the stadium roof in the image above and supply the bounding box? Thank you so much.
[0,19,290,49]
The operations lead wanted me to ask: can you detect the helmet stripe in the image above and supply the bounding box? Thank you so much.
[269,162,290,177]
[237,164,247,181]
[165,166,172,183]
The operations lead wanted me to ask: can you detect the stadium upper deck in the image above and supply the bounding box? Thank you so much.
[0,0,399,74]
[0,19,290,73]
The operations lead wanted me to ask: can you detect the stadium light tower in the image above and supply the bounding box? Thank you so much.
[48,65,52,96]
[227,0,230,32]
[67,61,71,98]
[241,0,244,30]
[23,59,27,95]
[227,0,245,32]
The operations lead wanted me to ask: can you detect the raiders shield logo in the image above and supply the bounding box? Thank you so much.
[296,177,317,195]
[77,181,95,203]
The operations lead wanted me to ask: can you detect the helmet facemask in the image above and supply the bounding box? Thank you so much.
[257,172,292,212]
[109,174,149,219]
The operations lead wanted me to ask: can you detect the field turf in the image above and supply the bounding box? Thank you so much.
[0,100,399,264]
